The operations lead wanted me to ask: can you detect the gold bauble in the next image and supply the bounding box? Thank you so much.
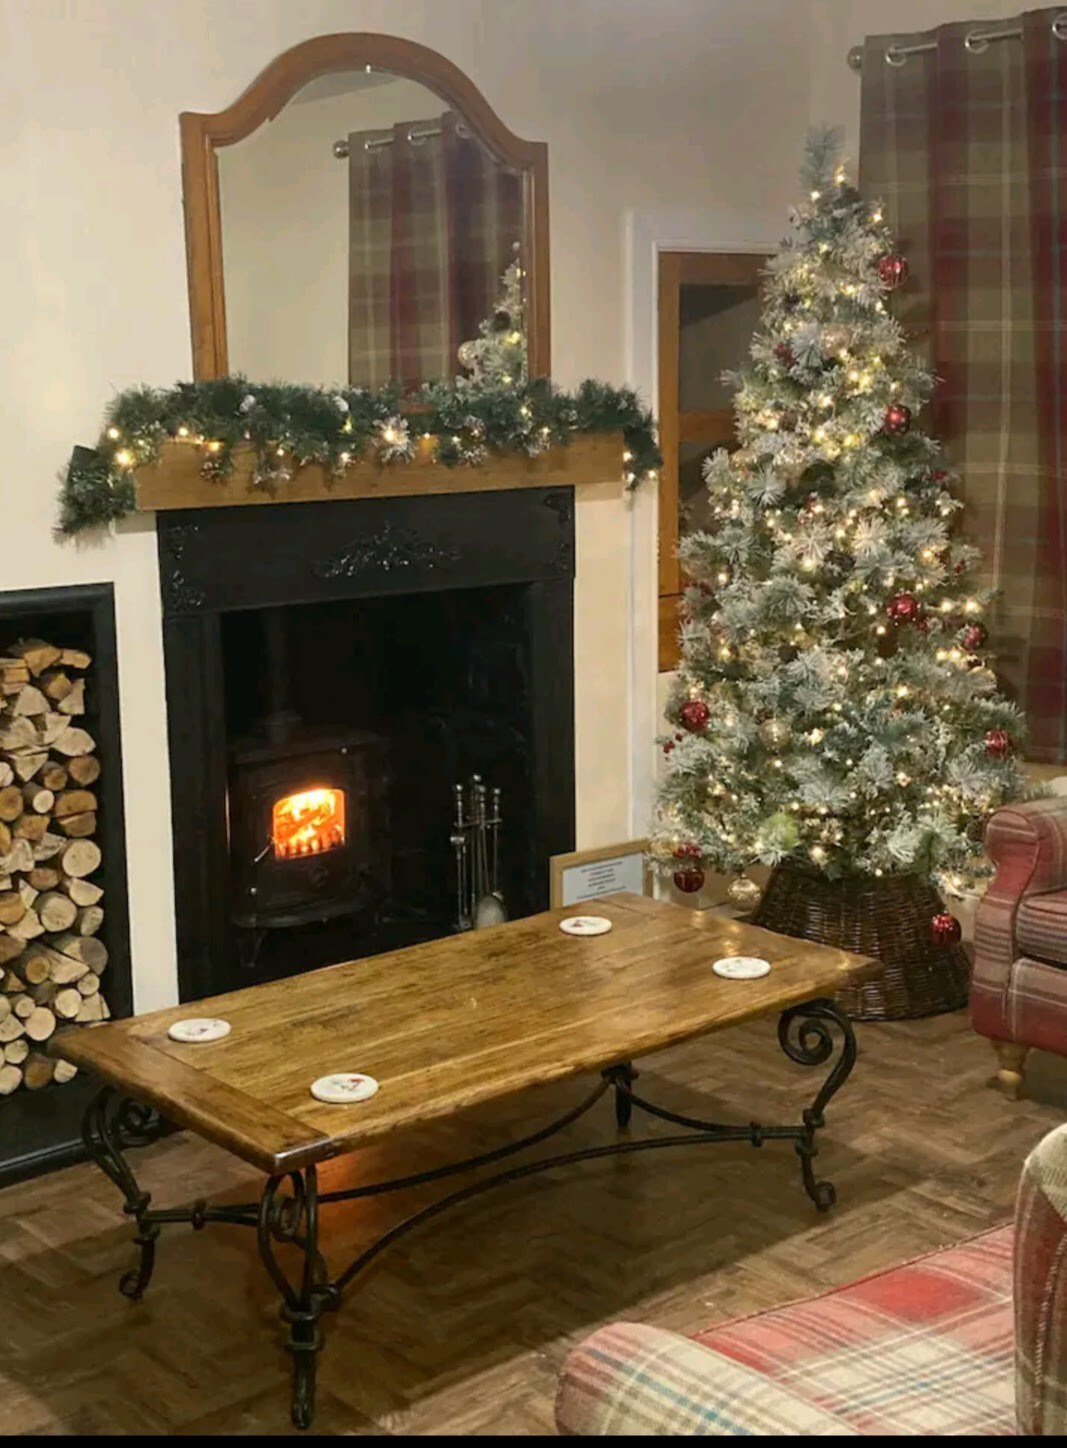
[727,876,762,912]
[759,717,793,749]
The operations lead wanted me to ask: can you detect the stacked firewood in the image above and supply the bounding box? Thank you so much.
[0,640,106,1095]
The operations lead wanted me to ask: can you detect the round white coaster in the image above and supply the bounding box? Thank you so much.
[712,956,771,980]
[559,915,613,937]
[167,1017,231,1043]
[310,1073,380,1105]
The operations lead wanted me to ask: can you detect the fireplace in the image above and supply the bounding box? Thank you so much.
[158,487,575,999]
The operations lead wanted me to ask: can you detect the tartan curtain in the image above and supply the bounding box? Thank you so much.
[859,9,1067,760]
[346,113,522,392]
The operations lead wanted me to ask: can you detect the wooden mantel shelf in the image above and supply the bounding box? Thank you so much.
[132,433,626,513]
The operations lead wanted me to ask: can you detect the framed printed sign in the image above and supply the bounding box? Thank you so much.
[549,839,650,909]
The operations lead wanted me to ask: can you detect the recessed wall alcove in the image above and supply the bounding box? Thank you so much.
[0,584,131,1185]
[158,486,575,1001]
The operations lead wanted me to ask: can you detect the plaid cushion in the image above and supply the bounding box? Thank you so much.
[1016,1123,1067,1434]
[557,1229,1014,1436]
[973,800,1067,1043]
[555,1321,858,1436]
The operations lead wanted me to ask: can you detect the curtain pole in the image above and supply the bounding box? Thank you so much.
[847,11,1067,71]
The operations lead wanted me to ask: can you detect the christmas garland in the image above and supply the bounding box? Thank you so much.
[57,375,660,536]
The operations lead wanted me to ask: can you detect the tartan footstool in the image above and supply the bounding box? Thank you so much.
[556,1122,1067,1435]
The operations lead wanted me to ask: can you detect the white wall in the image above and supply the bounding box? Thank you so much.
[5,0,813,1011]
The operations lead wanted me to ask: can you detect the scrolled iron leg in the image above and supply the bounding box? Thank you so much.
[81,1087,163,1298]
[777,998,856,1213]
[257,1166,336,1430]
[603,1062,638,1130]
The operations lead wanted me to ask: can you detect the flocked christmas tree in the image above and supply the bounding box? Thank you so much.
[652,131,1026,925]
[456,246,527,387]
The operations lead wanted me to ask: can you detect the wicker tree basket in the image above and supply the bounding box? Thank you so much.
[750,862,970,1021]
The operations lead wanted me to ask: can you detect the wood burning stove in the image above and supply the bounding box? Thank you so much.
[226,609,389,950]
[229,728,388,932]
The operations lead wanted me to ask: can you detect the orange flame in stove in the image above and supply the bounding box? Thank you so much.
[272,787,346,859]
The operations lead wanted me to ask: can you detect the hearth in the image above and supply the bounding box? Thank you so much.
[158,487,575,1000]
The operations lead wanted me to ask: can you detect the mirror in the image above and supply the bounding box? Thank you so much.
[181,35,549,386]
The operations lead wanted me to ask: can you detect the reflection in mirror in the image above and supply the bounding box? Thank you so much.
[217,70,526,390]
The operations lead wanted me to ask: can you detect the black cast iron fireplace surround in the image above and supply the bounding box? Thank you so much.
[157,487,576,1001]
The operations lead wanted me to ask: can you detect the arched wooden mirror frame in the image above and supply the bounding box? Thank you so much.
[180,32,550,381]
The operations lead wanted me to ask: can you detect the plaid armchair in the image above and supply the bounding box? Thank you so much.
[555,1122,1067,1435]
[971,799,1067,1098]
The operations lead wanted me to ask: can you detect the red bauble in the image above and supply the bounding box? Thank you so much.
[674,843,702,860]
[877,254,909,288]
[883,404,912,435]
[961,623,987,651]
[673,868,705,894]
[931,912,962,946]
[985,729,1013,759]
[886,592,920,625]
[931,469,949,484]
[679,699,710,733]
[774,342,795,367]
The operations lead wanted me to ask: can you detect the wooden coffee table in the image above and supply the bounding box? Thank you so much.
[52,893,870,1428]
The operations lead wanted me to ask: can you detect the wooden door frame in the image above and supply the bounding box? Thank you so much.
[658,249,768,671]
[625,210,776,840]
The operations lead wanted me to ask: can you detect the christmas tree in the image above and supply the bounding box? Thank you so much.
[652,131,1025,909]
[456,247,527,387]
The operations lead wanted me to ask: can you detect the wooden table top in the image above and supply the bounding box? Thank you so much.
[51,894,871,1175]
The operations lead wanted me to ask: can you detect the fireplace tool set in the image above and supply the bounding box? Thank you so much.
[451,775,506,931]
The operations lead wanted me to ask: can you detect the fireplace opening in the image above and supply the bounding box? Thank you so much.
[220,583,537,981]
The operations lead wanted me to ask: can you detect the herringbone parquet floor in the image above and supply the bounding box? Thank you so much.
[1,1011,1063,1435]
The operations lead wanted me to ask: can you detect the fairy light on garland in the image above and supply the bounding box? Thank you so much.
[57,374,660,536]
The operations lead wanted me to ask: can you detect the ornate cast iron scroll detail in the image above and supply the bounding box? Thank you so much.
[158,522,207,613]
[541,489,575,574]
[81,1087,165,1299]
[79,996,857,1429]
[777,997,857,1210]
[311,523,460,581]
[257,1168,338,1430]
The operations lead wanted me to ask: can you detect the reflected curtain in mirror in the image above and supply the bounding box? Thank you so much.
[859,9,1067,760]
[346,112,523,389]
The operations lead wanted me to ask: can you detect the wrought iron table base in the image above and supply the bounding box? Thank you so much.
[81,997,855,1429]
